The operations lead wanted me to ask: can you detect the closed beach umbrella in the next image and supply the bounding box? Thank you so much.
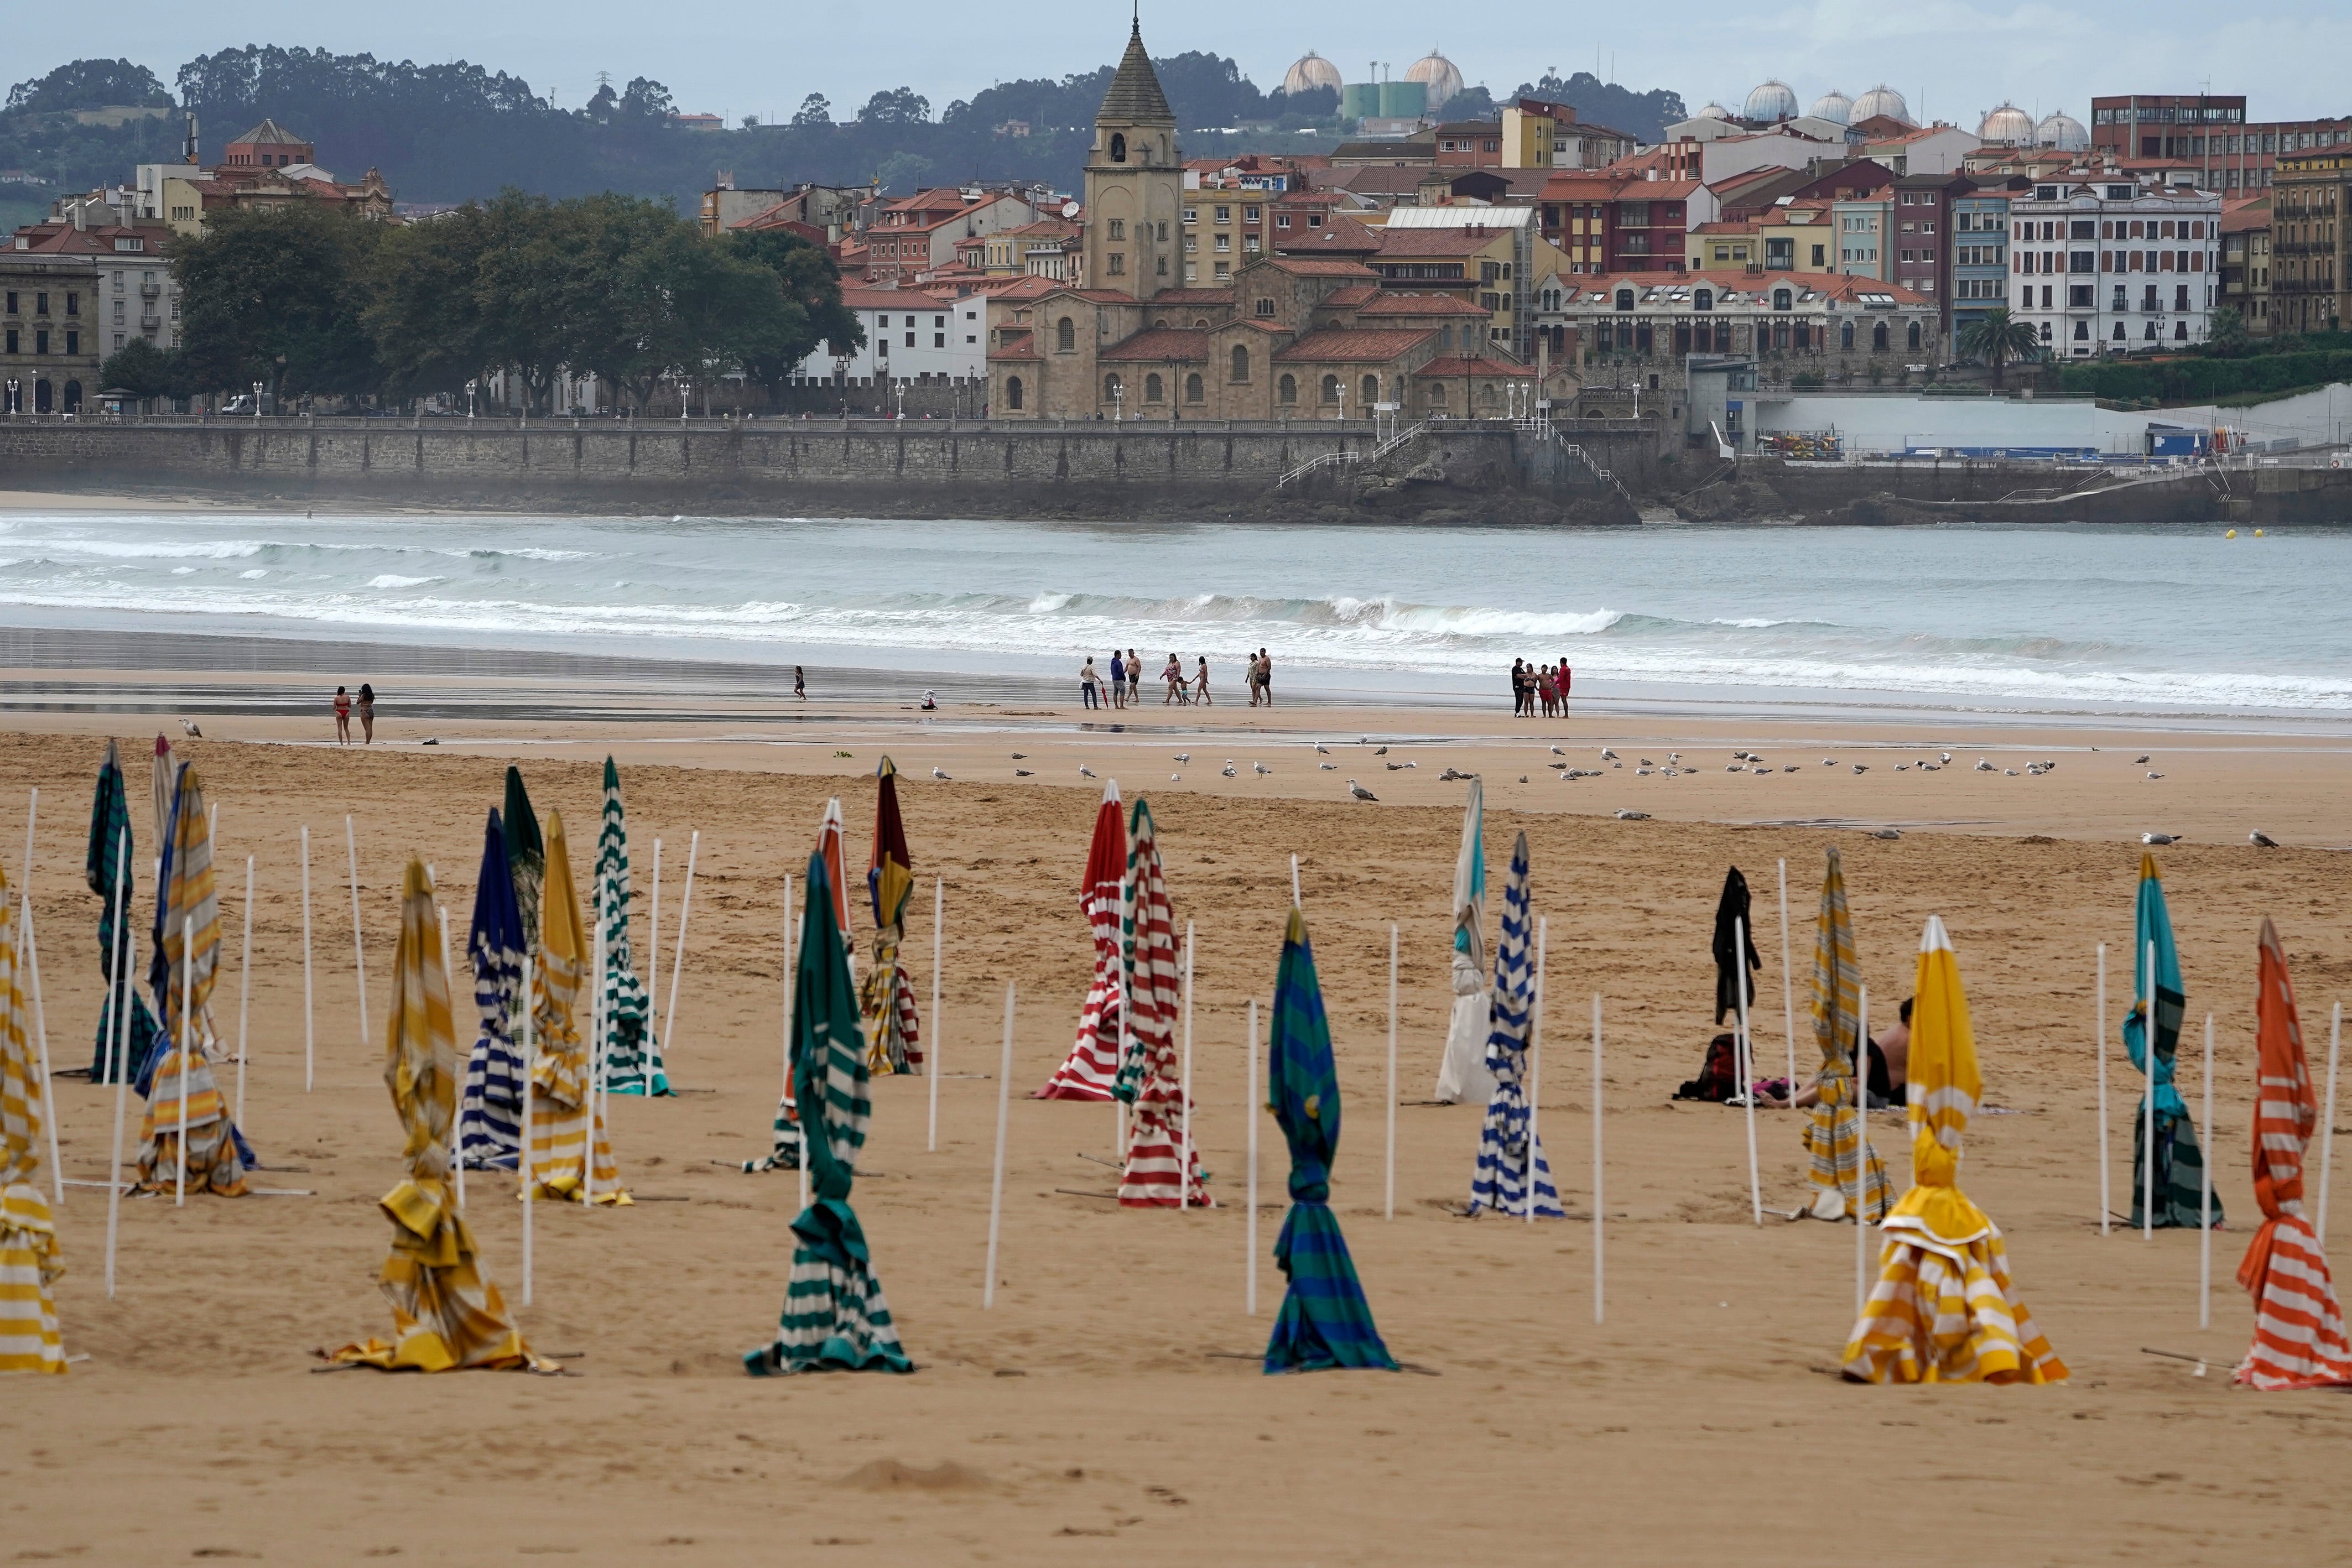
[745,847,912,1375]
[1432,776,1494,1106]
[2125,853,2219,1228]
[84,739,159,1082]
[1264,906,1397,1373]
[148,734,173,868]
[503,767,545,956]
[1843,915,2067,1384]
[2233,919,2352,1389]
[523,810,627,1204]
[1801,847,1888,1222]
[1470,831,1559,1217]
[594,758,667,1096]
[133,761,252,1196]
[330,859,540,1371]
[457,810,528,1169]
[1035,780,1126,1100]
[0,870,65,1374]
[860,757,922,1076]
[744,799,851,1173]
[1115,798,1206,1206]
[1712,866,1758,1026]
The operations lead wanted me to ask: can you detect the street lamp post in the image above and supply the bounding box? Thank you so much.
[3,379,16,416]
[251,380,263,420]
[836,355,851,426]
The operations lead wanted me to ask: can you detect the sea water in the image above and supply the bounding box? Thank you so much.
[0,511,2345,716]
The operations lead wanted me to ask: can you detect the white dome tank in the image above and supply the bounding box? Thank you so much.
[1808,89,1854,126]
[1851,85,1912,126]
[1978,103,2037,144]
[1282,51,1342,95]
[1742,80,1798,123]
[1403,50,1465,111]
[2037,108,2089,152]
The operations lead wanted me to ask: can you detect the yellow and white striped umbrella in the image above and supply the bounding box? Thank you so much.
[525,811,627,1205]
[0,871,64,1374]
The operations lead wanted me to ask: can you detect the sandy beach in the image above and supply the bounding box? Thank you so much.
[2,671,2349,1565]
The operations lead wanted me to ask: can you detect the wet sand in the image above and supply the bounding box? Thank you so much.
[4,705,2351,1565]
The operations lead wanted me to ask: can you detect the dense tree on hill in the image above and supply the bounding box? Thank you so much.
[1511,70,1685,141]
[6,59,174,113]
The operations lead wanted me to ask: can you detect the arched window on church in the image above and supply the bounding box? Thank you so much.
[1907,320,1922,350]
[1230,345,1248,382]
[1144,372,1163,402]
[1104,372,1123,402]
[1006,376,1023,411]
[1057,317,1075,351]
[1361,374,1378,407]
[1872,320,1889,352]
[1185,373,1203,403]
[1840,320,1854,351]
[1320,374,1340,404]
[1278,373,1297,405]
[1110,133,1127,163]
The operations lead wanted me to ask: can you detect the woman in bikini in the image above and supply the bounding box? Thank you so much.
[334,685,351,744]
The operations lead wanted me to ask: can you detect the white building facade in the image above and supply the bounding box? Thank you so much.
[2010,176,2222,356]
[791,286,992,388]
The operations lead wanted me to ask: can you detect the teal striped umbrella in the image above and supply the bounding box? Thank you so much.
[84,738,158,1081]
[594,758,667,1095]
[1264,906,1396,1374]
[2125,852,2218,1228]
[745,848,910,1375]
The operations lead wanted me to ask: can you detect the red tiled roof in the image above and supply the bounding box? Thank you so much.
[1356,291,1489,316]
[1100,328,1210,362]
[1257,257,1380,278]
[841,286,939,310]
[1275,214,1382,254]
[989,330,1040,360]
[1148,286,1237,307]
[1318,284,1381,308]
[1371,228,1498,256]
[1272,327,1436,363]
[1568,269,1933,306]
[1413,355,1536,379]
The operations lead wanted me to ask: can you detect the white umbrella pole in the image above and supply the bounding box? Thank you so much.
[439,903,464,1212]
[585,892,602,1206]
[1180,923,1195,1212]
[928,876,942,1152]
[2322,1003,2343,1248]
[520,952,535,1305]
[22,897,60,1208]
[301,825,314,1092]
[175,913,192,1206]
[2144,937,2157,1239]
[103,827,131,1296]
[2096,944,2109,1235]
[1855,986,1870,1315]
[663,830,698,1075]
[1735,916,1761,1226]
[647,836,660,1060]
[16,786,32,910]
[1385,921,1397,1222]
[1246,996,1260,1317]
[1591,993,1604,1324]
[1289,854,1300,909]
[236,857,253,1133]
[346,816,368,1052]
[1528,915,1546,1223]
[984,980,1013,1309]
[783,872,806,1213]
[1778,858,1796,1092]
[2200,1013,2214,1330]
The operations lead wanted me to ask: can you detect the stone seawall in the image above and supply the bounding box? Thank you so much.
[0,418,1652,523]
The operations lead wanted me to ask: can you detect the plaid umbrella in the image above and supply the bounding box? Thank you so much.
[1115,798,1207,1206]
[1264,906,1397,1373]
[330,860,540,1371]
[1801,848,1889,1222]
[0,869,64,1374]
[1035,780,1126,1100]
[84,739,158,1082]
[503,767,545,957]
[2125,854,2219,1228]
[523,810,627,1205]
[745,847,912,1375]
[1713,866,1759,1024]
[133,761,251,1196]
[1433,777,1494,1105]
[1470,831,1559,1217]
[1843,916,2067,1384]
[458,810,528,1170]
[860,757,922,1076]
[744,799,852,1173]
[594,758,668,1096]
[2234,919,2352,1389]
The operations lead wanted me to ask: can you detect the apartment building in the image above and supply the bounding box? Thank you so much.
[2271,149,2348,334]
[1180,189,1270,285]
[1892,173,1971,332]
[0,251,102,413]
[2090,94,2352,192]
[2009,176,2221,356]
[2219,195,2273,334]
[1950,177,2025,337]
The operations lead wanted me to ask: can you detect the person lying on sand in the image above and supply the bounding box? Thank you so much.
[1761,998,1912,1109]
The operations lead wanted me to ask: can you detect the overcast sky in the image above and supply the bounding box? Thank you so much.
[14,0,2348,128]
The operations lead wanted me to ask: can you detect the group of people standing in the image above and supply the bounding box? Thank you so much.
[332,683,376,743]
[1511,659,1572,718]
[1082,650,1215,709]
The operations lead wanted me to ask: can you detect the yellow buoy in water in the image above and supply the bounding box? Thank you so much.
[2254,528,2266,537]
[2225,528,2237,538]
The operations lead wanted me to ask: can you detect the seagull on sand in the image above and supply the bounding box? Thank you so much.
[1386,762,1406,771]
[1015,769,1033,777]
[2250,830,2280,847]
[2133,754,2151,764]
[932,767,951,780]
[1221,762,1237,778]
[1615,809,1649,821]
[1870,828,1903,840]
[1822,758,1838,767]
[180,719,202,737]
[1373,745,1390,756]
[2146,771,2166,780]
[1315,743,1331,754]
[1078,765,1096,779]
[1347,779,1377,801]
[1253,762,1272,775]
[1550,746,1566,756]
[1011,752,1027,759]
[2141,832,2181,845]
[1939,752,1953,765]
[1601,748,1620,761]
[1975,759,1994,771]
[1174,753,1190,763]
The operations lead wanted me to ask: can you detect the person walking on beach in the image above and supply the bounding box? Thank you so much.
[1109,650,1126,710]
[1557,658,1572,717]
[334,684,351,744]
[1537,665,1559,718]
[1081,657,1102,709]
[358,682,376,744]
[1194,655,1212,706]
[794,665,806,701]
[1162,653,1185,705]
[1257,648,1274,708]
[1509,659,1526,716]
[1127,649,1142,707]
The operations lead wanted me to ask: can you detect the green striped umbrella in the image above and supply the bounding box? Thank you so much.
[594,758,667,1095]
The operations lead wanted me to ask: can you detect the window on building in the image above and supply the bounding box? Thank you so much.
[1006,376,1023,410]
[1057,317,1075,351]
[1361,374,1378,406]
[1907,320,1922,350]
[1108,253,1126,275]
[1108,220,1125,241]
[2073,320,2089,339]
[1254,298,1275,319]
[1104,372,1123,402]
[1110,133,1127,163]
[1144,373,1163,402]
[1231,345,1250,382]
[1841,320,1855,350]
[1185,372,1203,403]
[1278,373,1297,405]
[1320,374,1340,404]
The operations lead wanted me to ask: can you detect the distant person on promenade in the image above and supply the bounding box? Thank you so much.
[1109,650,1126,710]
[1127,648,1142,707]
[358,683,376,743]
[334,685,351,744]
[794,665,806,700]
[1081,657,1102,709]
[1194,656,1212,706]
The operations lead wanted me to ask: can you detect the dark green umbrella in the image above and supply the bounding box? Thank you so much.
[745,848,911,1375]
[503,767,545,956]
[1264,906,1396,1373]
[84,739,158,1081]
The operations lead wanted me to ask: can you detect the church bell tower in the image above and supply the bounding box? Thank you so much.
[1083,20,1182,301]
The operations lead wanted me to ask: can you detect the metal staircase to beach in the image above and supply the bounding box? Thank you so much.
[1274,420,1433,489]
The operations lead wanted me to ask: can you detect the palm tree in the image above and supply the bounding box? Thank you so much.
[1957,306,2041,387]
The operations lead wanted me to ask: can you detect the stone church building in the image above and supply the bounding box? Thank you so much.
[987,24,1575,422]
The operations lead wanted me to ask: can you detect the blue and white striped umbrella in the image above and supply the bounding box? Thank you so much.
[459,809,528,1170]
[1470,830,1560,1217]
